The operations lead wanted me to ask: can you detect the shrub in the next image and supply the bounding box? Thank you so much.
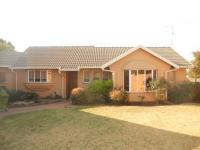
[167,82,200,103]
[70,88,87,105]
[149,78,167,90]
[109,88,128,104]
[70,80,113,105]
[0,87,9,110]
[87,80,113,104]
[6,89,38,103]
[149,78,167,101]
[193,83,200,102]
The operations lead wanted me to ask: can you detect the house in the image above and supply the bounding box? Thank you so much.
[0,46,190,101]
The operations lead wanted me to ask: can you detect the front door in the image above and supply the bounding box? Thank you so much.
[67,71,78,98]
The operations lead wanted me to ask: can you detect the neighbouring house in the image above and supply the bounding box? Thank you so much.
[0,46,190,101]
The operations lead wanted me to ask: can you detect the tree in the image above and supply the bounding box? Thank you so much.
[188,51,200,82]
[0,38,15,51]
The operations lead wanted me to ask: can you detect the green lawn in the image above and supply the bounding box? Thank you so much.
[0,104,200,150]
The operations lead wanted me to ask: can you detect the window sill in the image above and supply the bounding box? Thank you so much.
[24,83,54,92]
[27,82,49,84]
[127,91,157,93]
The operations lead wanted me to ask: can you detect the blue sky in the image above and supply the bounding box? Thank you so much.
[1,0,200,61]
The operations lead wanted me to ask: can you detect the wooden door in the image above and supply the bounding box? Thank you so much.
[67,71,78,98]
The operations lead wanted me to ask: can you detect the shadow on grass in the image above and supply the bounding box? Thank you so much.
[0,105,200,150]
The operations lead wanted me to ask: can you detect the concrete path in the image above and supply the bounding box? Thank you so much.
[0,101,69,119]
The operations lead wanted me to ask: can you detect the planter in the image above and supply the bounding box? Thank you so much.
[8,99,64,108]
[24,83,54,92]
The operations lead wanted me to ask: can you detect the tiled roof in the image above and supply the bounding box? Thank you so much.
[0,51,22,67]
[148,47,190,67]
[12,46,190,70]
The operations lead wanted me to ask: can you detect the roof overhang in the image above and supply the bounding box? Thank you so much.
[101,45,180,69]
[12,67,61,70]
[0,65,12,69]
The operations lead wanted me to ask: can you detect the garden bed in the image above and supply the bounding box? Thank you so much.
[8,99,64,108]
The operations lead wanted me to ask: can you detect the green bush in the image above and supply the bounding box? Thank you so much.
[168,82,200,103]
[70,88,87,105]
[0,87,9,110]
[149,78,167,101]
[109,88,128,105]
[70,80,113,105]
[6,89,38,103]
[87,80,113,104]
[149,78,167,91]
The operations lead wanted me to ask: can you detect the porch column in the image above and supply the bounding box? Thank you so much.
[112,72,115,88]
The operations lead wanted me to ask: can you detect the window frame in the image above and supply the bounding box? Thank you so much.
[27,70,48,83]
[123,69,157,92]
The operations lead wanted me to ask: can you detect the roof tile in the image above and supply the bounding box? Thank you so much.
[10,46,190,69]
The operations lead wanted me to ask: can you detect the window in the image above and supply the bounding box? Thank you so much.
[84,70,90,83]
[124,69,157,92]
[35,70,40,82]
[0,72,5,82]
[146,70,152,90]
[94,71,100,80]
[41,70,47,82]
[29,71,34,82]
[124,70,129,91]
[28,70,48,83]
[103,72,112,80]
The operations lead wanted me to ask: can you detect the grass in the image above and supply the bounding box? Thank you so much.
[0,104,200,150]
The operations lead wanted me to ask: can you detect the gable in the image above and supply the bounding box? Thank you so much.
[102,46,180,69]
[109,48,173,70]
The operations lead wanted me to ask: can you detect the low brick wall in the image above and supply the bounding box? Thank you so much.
[128,91,167,102]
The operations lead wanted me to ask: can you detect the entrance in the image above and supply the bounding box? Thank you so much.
[66,71,78,98]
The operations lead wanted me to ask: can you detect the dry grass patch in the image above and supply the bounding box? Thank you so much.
[0,104,200,150]
[81,104,200,137]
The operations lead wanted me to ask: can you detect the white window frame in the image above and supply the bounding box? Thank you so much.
[124,69,157,93]
[27,70,48,83]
